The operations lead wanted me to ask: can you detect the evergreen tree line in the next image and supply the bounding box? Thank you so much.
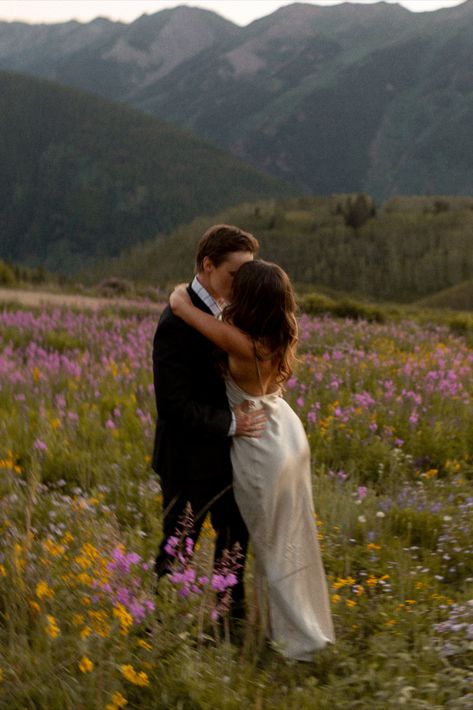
[85,194,473,304]
[0,259,54,287]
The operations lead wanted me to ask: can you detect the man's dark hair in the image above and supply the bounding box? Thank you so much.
[195,224,259,272]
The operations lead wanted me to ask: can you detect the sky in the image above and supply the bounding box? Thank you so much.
[0,0,467,26]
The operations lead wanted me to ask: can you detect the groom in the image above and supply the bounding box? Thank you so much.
[152,224,265,619]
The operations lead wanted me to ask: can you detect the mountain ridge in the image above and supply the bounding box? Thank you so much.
[0,2,471,198]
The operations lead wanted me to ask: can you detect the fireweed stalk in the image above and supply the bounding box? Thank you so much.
[161,505,242,636]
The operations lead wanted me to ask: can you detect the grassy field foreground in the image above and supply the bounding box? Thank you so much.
[0,301,472,709]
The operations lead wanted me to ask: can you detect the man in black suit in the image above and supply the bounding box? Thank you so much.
[152,224,265,619]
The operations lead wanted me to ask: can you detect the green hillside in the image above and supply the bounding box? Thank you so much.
[84,194,473,304]
[415,280,473,311]
[0,71,294,273]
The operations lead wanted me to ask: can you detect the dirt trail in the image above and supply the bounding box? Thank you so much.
[0,287,162,313]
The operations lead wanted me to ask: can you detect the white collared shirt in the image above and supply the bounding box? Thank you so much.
[191,276,222,317]
[191,276,236,436]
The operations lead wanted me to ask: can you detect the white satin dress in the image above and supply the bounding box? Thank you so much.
[226,375,335,661]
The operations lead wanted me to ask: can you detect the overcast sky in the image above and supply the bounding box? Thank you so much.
[0,1,467,26]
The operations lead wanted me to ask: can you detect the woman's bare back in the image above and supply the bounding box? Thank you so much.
[228,343,281,396]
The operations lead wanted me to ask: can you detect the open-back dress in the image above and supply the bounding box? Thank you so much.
[225,373,335,661]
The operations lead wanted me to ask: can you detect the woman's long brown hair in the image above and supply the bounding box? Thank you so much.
[223,260,298,385]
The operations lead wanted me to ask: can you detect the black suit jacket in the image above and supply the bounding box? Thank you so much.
[151,286,233,484]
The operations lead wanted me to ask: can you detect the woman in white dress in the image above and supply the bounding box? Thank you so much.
[170,260,335,661]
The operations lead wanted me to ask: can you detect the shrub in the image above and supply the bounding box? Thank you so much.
[0,259,16,286]
[97,278,135,298]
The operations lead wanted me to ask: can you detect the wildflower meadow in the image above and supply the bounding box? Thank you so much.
[0,301,472,709]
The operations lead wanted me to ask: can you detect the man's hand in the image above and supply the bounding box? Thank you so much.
[233,400,267,438]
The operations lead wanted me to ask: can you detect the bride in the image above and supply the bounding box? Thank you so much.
[170,259,335,661]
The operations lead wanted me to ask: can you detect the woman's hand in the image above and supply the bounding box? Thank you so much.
[169,283,191,315]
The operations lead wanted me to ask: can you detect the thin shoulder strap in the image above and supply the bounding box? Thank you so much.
[253,340,265,396]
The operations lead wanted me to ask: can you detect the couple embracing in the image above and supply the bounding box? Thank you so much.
[152,224,335,661]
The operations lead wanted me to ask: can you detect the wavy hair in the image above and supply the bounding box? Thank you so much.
[223,260,298,384]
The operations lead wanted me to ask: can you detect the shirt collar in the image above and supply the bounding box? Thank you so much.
[191,276,222,317]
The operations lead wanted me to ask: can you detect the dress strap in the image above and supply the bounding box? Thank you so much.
[253,340,265,395]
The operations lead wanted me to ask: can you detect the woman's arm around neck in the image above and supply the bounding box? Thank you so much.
[170,284,253,360]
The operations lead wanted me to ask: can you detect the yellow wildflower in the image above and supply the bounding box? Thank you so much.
[74,555,91,570]
[331,594,342,604]
[113,604,133,636]
[367,543,381,551]
[36,580,54,600]
[111,692,128,708]
[29,601,41,613]
[46,615,60,638]
[89,610,111,638]
[80,626,92,639]
[14,543,26,570]
[120,664,149,687]
[51,418,61,429]
[43,539,65,557]
[425,469,438,478]
[0,564,6,577]
[79,656,94,673]
[72,613,85,626]
[138,639,152,651]
[346,599,357,608]
[77,572,93,586]
[82,543,100,561]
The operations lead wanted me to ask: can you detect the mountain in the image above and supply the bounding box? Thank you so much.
[0,2,472,199]
[0,70,294,273]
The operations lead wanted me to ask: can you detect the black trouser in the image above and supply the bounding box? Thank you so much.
[155,476,249,618]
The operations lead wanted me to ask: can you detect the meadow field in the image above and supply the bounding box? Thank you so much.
[0,300,472,709]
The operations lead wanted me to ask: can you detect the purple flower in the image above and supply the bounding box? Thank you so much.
[170,568,196,585]
[116,587,130,605]
[211,572,237,592]
[357,486,368,501]
[129,601,146,622]
[164,536,179,556]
